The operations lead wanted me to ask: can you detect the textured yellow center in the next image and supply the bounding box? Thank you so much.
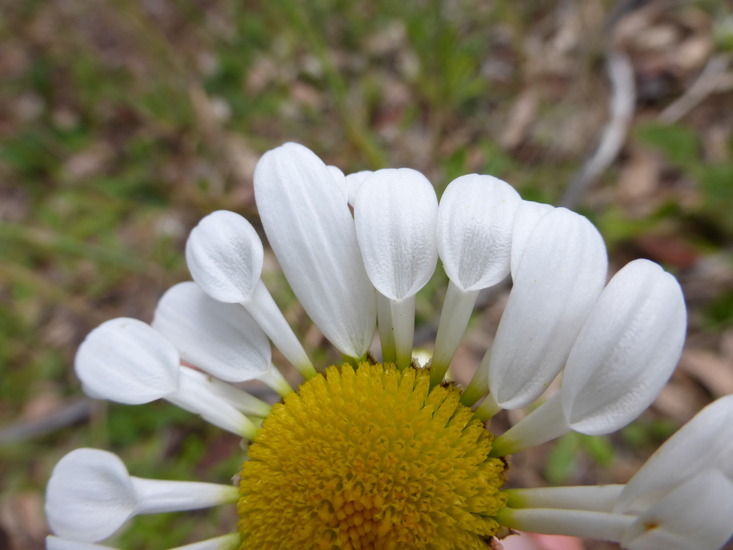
[237,363,507,550]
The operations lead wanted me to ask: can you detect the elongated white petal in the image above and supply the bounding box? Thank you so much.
[254,142,376,357]
[496,508,632,542]
[376,293,396,363]
[255,361,294,397]
[182,367,272,417]
[171,534,240,550]
[47,536,116,550]
[131,476,237,515]
[46,449,137,542]
[47,534,239,550]
[245,280,316,379]
[510,200,554,277]
[46,449,238,543]
[429,282,480,385]
[169,367,259,439]
[327,165,348,203]
[616,395,733,514]
[354,168,438,300]
[436,174,521,291]
[621,470,733,550]
[561,259,686,435]
[490,393,571,456]
[487,208,608,409]
[153,282,271,382]
[75,318,179,405]
[185,210,263,303]
[327,165,345,183]
[390,295,416,368]
[345,170,373,205]
[506,485,623,512]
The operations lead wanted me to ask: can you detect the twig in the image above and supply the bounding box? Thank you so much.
[560,47,636,208]
[658,53,731,124]
[0,399,94,444]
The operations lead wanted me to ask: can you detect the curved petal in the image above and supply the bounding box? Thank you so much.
[153,282,271,382]
[45,449,136,542]
[46,537,116,550]
[185,210,264,303]
[75,318,179,404]
[327,165,349,203]
[616,395,733,514]
[488,208,608,409]
[621,470,733,550]
[254,142,376,357]
[436,174,521,291]
[345,170,373,205]
[353,168,438,300]
[561,259,687,435]
[170,534,241,550]
[511,200,555,277]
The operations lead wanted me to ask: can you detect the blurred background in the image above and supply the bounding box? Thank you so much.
[1,0,733,548]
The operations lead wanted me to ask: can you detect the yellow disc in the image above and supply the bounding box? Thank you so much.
[238,362,507,550]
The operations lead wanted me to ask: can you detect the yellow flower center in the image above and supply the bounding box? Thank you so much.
[237,362,507,550]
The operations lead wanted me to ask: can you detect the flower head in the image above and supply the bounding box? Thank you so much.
[46,143,731,550]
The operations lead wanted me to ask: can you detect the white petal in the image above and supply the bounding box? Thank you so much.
[131,476,237,514]
[47,534,240,550]
[430,282,480,385]
[354,168,438,300]
[507,485,623,512]
[616,394,733,514]
[153,282,271,382]
[75,318,179,404]
[183,368,272,417]
[561,259,687,435]
[171,534,240,550]
[436,174,521,291]
[185,210,264,303]
[345,170,373,205]
[45,448,239,544]
[621,470,733,550]
[327,165,349,203]
[510,200,555,277]
[170,367,259,439]
[47,536,116,550]
[244,280,316,379]
[45,449,136,542]
[488,208,608,409]
[254,142,376,357]
[327,164,345,183]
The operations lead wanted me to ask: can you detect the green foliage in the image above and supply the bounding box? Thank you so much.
[544,432,615,485]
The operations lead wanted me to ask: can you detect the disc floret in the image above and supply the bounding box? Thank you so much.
[238,362,508,550]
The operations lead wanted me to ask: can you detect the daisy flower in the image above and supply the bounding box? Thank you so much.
[45,143,733,550]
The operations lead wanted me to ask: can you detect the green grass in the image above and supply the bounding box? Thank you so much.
[1,0,732,547]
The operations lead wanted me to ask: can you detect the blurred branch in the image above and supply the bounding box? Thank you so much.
[0,399,94,443]
[560,47,636,208]
[659,53,732,124]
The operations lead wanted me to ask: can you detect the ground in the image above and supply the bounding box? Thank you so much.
[1,1,733,548]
